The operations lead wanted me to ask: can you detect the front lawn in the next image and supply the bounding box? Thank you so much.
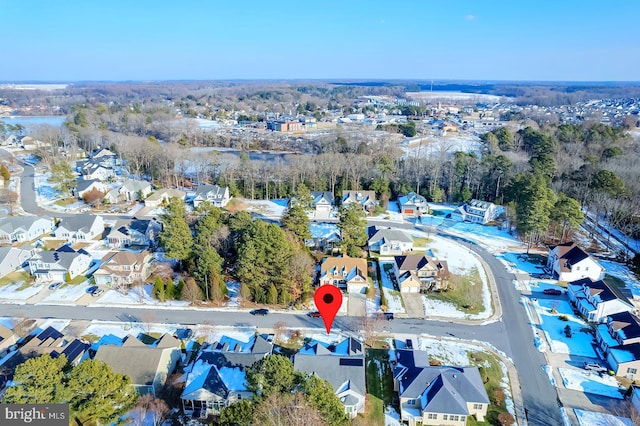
[0,270,32,287]
[428,267,485,315]
[467,351,515,426]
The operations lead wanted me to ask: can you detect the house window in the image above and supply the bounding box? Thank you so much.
[628,368,637,374]
[427,413,437,419]
[443,415,448,420]
[460,416,466,422]
[451,415,459,421]
[473,403,483,409]
[576,266,580,271]
[408,399,416,406]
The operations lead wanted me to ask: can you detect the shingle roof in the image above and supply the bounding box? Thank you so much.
[57,215,102,233]
[367,226,413,244]
[570,277,633,305]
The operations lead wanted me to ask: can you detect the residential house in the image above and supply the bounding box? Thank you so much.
[393,349,490,426]
[341,190,377,213]
[119,179,153,202]
[0,216,54,244]
[393,255,450,293]
[319,256,368,294]
[398,192,429,216]
[0,247,35,278]
[77,159,116,181]
[53,214,105,242]
[90,148,118,167]
[452,199,500,224]
[310,191,334,219]
[367,226,414,255]
[546,242,604,282]
[95,333,181,396]
[0,324,17,358]
[294,337,366,419]
[144,188,186,208]
[192,185,231,208]
[182,334,273,417]
[76,179,108,199]
[0,326,89,390]
[567,277,634,323]
[596,311,640,379]
[106,218,161,248]
[93,250,153,287]
[28,245,92,282]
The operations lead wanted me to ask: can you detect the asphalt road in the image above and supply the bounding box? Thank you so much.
[8,157,564,425]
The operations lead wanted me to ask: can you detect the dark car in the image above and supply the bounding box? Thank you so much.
[307,311,322,318]
[90,288,104,297]
[376,312,394,321]
[48,282,63,290]
[250,308,269,316]
[543,288,562,296]
[86,285,98,294]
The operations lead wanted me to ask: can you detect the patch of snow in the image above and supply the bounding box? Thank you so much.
[240,198,286,218]
[440,220,523,254]
[574,409,633,426]
[0,282,43,302]
[377,261,405,313]
[41,283,87,303]
[534,299,596,357]
[542,365,556,386]
[90,284,190,309]
[600,260,640,299]
[384,406,401,426]
[558,368,624,399]
[225,281,239,307]
[82,320,179,339]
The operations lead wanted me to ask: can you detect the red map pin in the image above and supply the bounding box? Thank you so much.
[314,285,343,334]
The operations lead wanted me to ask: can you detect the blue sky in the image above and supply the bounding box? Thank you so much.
[0,0,638,82]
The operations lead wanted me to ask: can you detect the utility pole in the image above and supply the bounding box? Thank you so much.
[205,273,209,301]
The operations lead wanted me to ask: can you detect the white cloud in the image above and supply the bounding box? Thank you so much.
[465,14,476,21]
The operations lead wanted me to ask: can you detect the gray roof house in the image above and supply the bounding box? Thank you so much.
[95,333,181,396]
[0,246,35,279]
[192,185,231,208]
[181,334,273,418]
[28,245,92,283]
[144,188,186,208]
[107,218,161,248]
[398,192,429,216]
[53,214,105,242]
[393,349,490,426]
[75,178,108,199]
[451,199,500,225]
[341,190,376,213]
[310,191,335,219]
[118,179,153,202]
[0,216,54,244]
[294,337,366,419]
[568,277,634,323]
[367,226,414,255]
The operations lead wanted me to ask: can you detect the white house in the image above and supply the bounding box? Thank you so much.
[310,191,334,219]
[53,215,105,242]
[452,199,500,224]
[567,277,634,323]
[119,179,153,202]
[0,216,54,244]
[107,218,161,248]
[547,242,604,282]
[28,246,92,283]
[0,247,34,278]
[367,226,414,255]
[192,185,231,208]
[144,188,186,208]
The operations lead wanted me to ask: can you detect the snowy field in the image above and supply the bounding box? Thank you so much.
[225,281,239,307]
[574,409,633,426]
[82,320,181,340]
[240,198,287,218]
[41,283,89,303]
[401,132,481,158]
[0,282,43,302]
[440,220,523,254]
[498,252,547,275]
[91,285,190,309]
[559,368,624,399]
[534,299,596,357]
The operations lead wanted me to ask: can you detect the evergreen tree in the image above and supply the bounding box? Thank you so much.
[303,375,350,426]
[514,173,556,252]
[153,276,165,302]
[165,277,175,300]
[158,198,193,269]
[247,354,299,397]
[48,161,77,196]
[551,193,584,242]
[267,283,278,305]
[3,354,69,403]
[219,399,253,426]
[281,204,311,241]
[337,203,367,257]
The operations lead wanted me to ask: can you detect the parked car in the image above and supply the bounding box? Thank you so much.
[91,288,104,297]
[583,362,607,373]
[376,312,394,321]
[48,282,63,290]
[307,311,321,318]
[86,285,98,294]
[543,288,562,296]
[250,308,269,316]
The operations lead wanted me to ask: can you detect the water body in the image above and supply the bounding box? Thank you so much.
[0,116,66,134]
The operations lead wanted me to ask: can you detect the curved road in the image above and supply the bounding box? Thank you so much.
[11,161,563,425]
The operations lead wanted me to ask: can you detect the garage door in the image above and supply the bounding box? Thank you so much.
[404,208,414,215]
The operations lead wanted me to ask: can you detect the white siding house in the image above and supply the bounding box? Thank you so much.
[547,242,604,282]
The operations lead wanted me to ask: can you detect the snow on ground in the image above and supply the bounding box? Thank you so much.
[0,282,43,302]
[378,261,406,313]
[521,297,548,352]
[309,222,339,239]
[542,365,556,386]
[574,409,633,426]
[558,368,624,399]
[91,285,190,309]
[82,320,179,339]
[600,259,640,299]
[418,337,475,365]
[41,283,88,303]
[36,319,71,333]
[440,220,523,254]
[527,281,567,294]
[370,206,404,223]
[401,132,481,158]
[0,317,16,329]
[498,252,546,275]
[226,281,239,307]
[415,235,492,319]
[534,299,596,357]
[385,406,401,426]
[303,331,350,345]
[194,326,257,345]
[241,198,286,218]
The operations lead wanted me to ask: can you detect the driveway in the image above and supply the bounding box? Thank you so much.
[402,293,424,318]
[347,293,366,317]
